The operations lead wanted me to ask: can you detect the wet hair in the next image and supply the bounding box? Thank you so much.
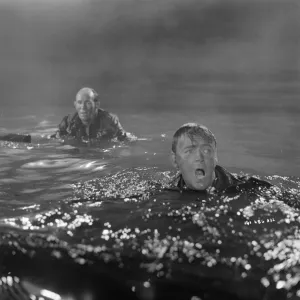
[172,123,217,153]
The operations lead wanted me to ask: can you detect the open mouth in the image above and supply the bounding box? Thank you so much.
[195,168,205,179]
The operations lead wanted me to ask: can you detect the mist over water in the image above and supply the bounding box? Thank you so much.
[1,0,300,108]
[0,0,299,175]
[0,3,300,298]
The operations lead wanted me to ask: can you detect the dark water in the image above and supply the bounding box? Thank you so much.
[0,108,299,299]
[0,0,300,299]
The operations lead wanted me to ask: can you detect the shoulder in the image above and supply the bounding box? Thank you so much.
[68,112,79,122]
[98,109,120,122]
[109,113,120,124]
[215,165,241,184]
[246,176,272,189]
[60,112,78,123]
[166,173,183,191]
[58,113,80,132]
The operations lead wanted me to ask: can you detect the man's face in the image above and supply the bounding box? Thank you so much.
[74,92,96,123]
[172,134,218,190]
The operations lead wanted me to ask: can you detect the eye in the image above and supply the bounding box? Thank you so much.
[202,147,212,155]
[185,147,194,154]
[84,101,93,107]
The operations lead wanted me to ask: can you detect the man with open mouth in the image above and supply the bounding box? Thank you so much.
[170,123,272,194]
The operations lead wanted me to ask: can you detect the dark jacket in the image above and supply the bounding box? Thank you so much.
[168,165,300,209]
[174,165,272,194]
[51,109,129,141]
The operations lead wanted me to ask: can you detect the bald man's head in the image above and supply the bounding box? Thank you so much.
[74,87,99,124]
[76,87,98,102]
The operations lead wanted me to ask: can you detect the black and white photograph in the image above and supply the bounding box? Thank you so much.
[0,0,299,299]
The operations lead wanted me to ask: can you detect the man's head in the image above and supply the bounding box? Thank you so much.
[74,87,100,124]
[171,123,218,190]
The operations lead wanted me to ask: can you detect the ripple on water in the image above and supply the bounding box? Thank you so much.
[20,159,107,173]
[49,184,74,191]
[0,167,299,299]
[39,191,73,202]
[0,167,11,172]
[0,142,34,153]
[21,159,82,169]
[0,178,21,184]
[21,188,46,194]
[14,174,51,182]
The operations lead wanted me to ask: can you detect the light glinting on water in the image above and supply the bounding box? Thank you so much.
[0,168,299,299]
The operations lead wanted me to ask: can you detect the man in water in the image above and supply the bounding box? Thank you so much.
[170,123,272,193]
[51,87,134,142]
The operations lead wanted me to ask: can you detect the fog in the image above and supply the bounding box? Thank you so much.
[1,0,300,116]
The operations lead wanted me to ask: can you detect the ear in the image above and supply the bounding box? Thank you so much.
[171,151,178,169]
[94,100,100,109]
[214,149,218,164]
[93,92,100,108]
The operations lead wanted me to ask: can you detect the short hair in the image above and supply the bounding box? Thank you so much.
[172,123,217,153]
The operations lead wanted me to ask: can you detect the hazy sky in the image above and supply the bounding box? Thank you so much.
[1,0,300,114]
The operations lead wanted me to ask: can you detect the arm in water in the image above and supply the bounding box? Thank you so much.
[100,113,137,142]
[50,115,70,139]
[49,112,136,143]
[0,232,139,300]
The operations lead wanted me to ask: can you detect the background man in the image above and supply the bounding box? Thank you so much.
[51,87,134,142]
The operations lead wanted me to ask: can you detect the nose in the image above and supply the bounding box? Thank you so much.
[79,102,87,111]
[195,148,204,161]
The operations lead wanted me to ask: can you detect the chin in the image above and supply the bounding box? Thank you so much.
[194,180,211,191]
[195,185,208,191]
[80,117,89,122]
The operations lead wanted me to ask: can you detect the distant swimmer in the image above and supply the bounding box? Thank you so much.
[51,87,135,142]
[170,123,272,193]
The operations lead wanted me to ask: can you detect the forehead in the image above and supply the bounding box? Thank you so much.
[176,134,214,150]
[75,92,94,102]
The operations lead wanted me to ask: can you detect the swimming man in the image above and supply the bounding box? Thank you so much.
[170,123,272,193]
[51,87,134,142]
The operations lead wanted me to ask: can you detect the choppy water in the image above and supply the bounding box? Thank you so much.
[1,0,300,298]
[0,110,299,300]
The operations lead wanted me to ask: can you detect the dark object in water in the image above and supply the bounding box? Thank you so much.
[0,228,291,300]
[0,231,139,300]
[0,133,31,143]
[1,169,299,300]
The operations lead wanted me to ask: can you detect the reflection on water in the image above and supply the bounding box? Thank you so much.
[0,0,299,297]
[0,113,298,299]
[0,166,298,299]
[0,111,299,215]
